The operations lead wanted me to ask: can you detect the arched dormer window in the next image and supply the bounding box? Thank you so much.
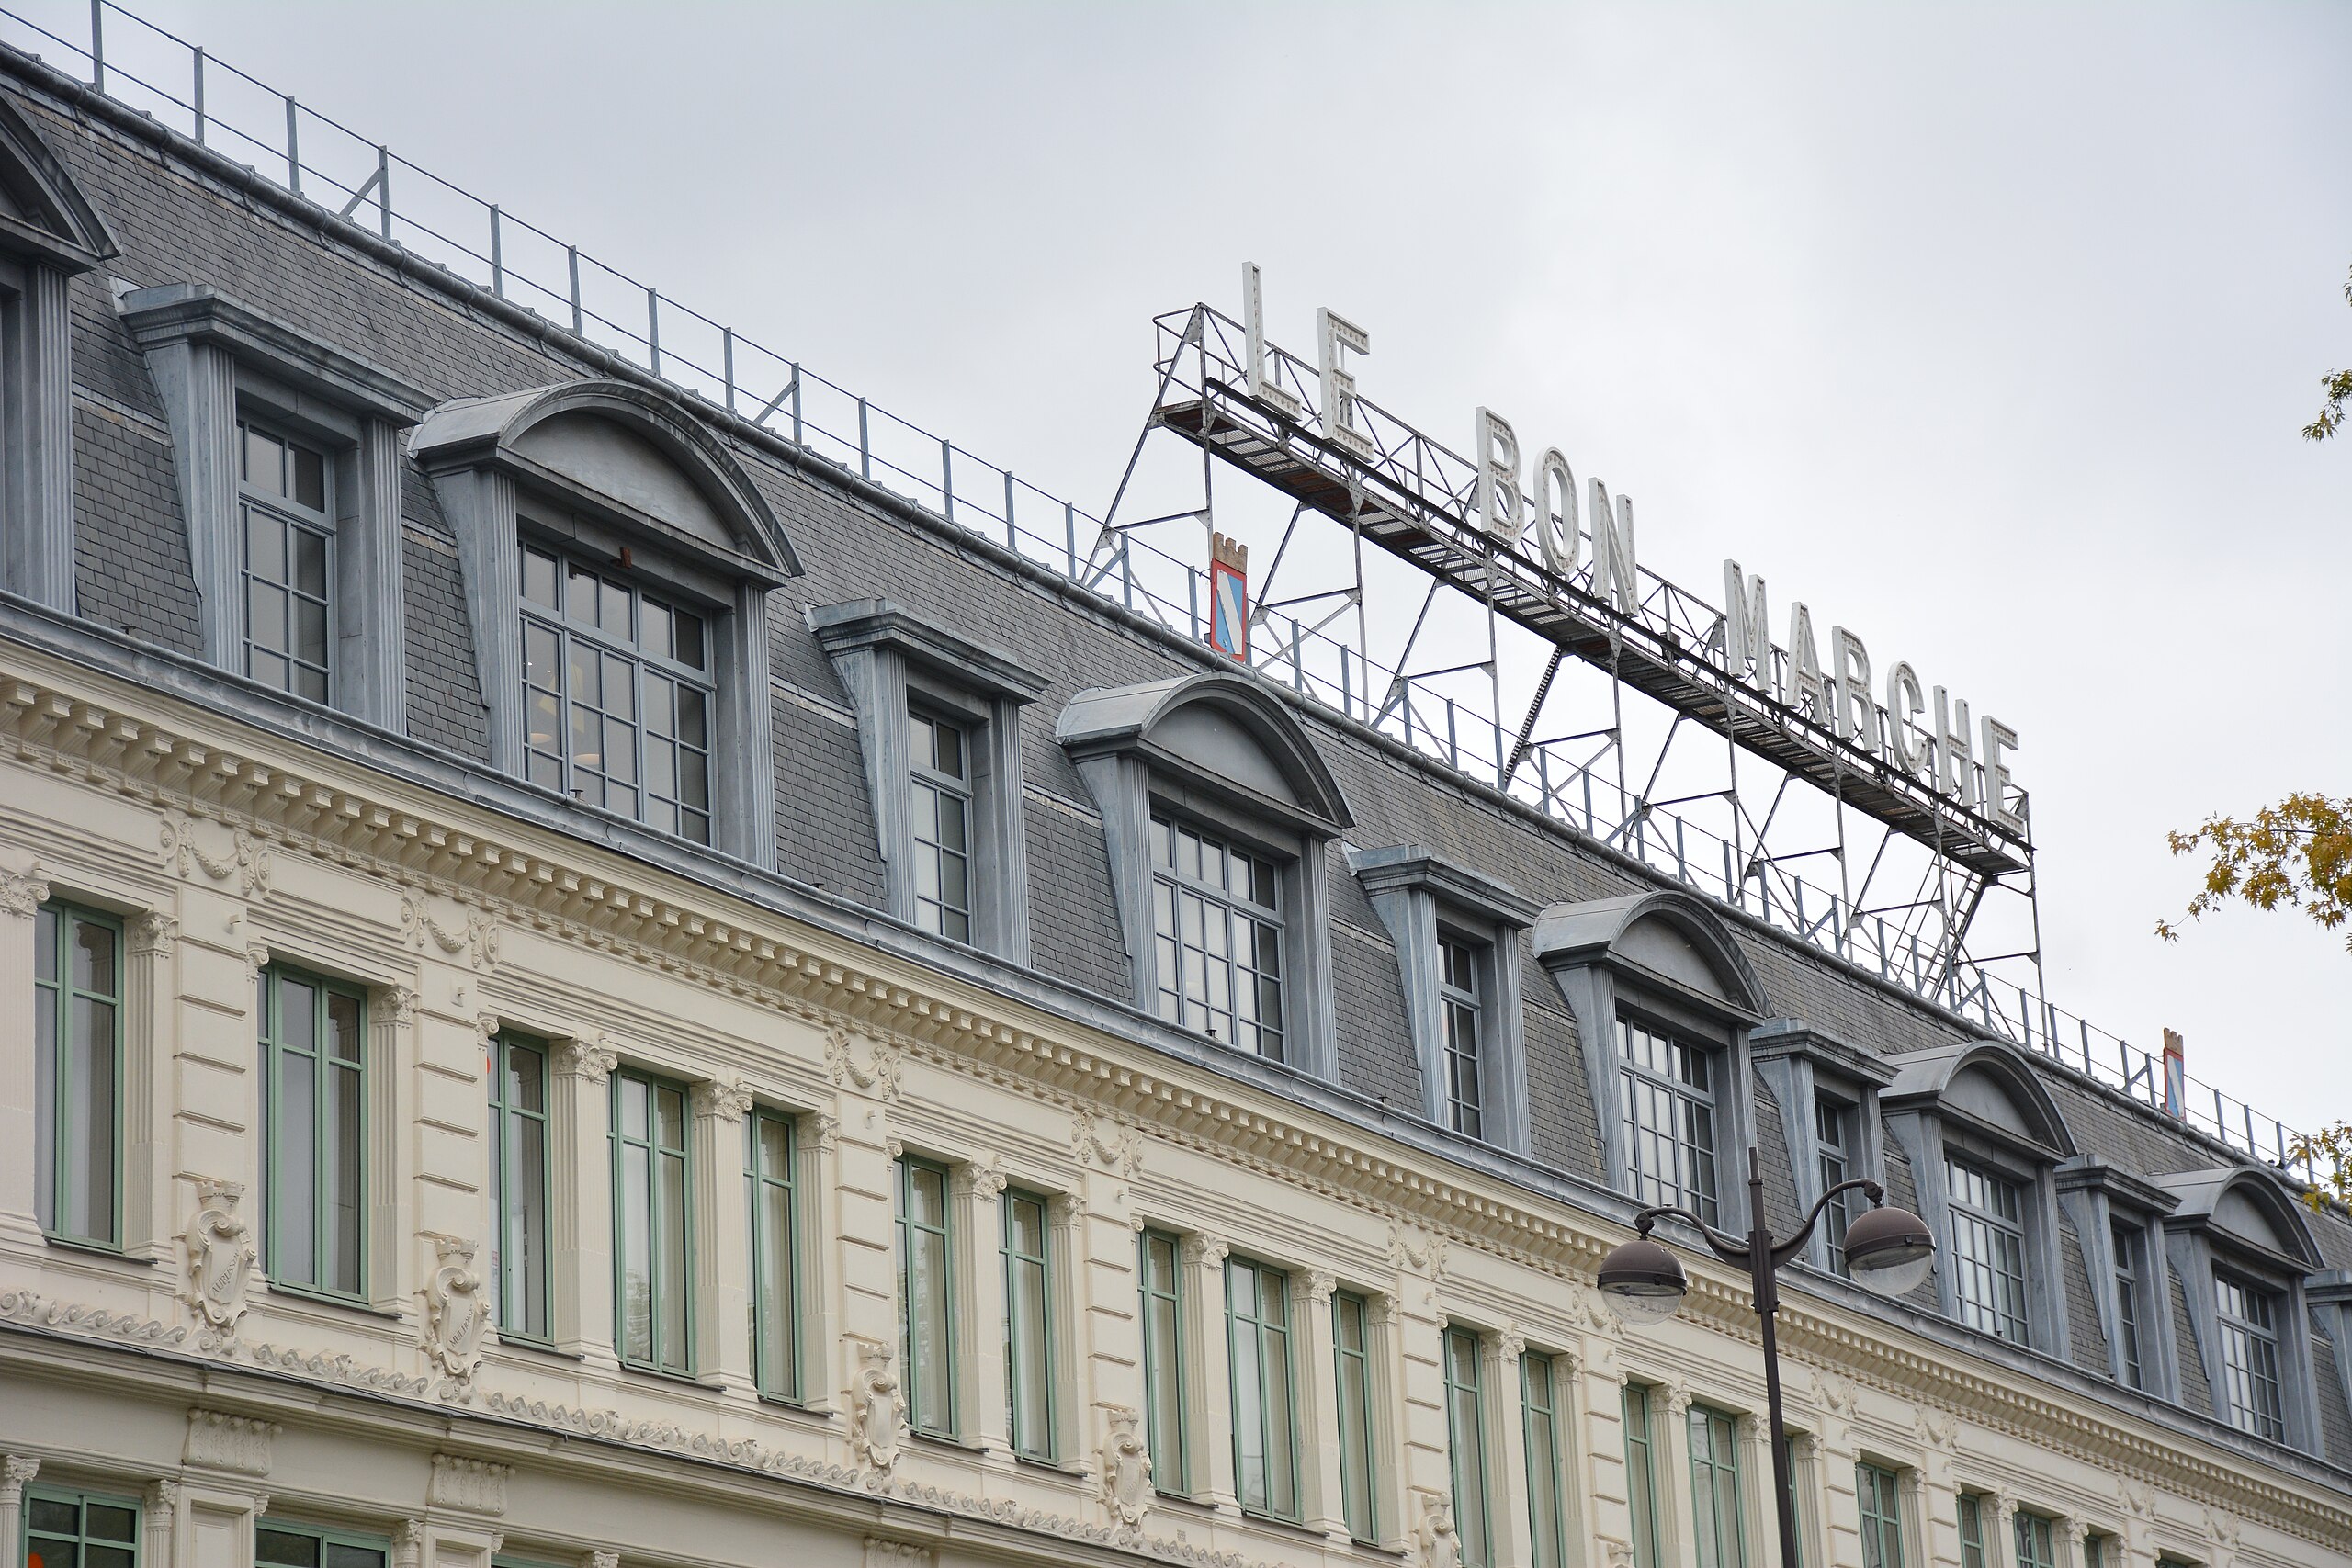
[2156,1166,2324,1450]
[1058,673,1350,1077]
[1534,891,1769,1227]
[413,380,797,867]
[1883,1041,2078,1353]
[0,93,116,612]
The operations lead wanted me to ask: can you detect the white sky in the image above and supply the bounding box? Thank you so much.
[45,3,2352,1130]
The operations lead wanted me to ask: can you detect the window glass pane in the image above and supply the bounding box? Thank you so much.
[523,547,560,609]
[1624,1385,1659,1568]
[1444,1328,1489,1566]
[324,1544,386,1568]
[292,444,326,511]
[256,1531,319,1568]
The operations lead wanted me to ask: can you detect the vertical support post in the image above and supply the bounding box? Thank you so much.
[375,145,391,239]
[1063,501,1078,581]
[567,245,582,335]
[285,96,301,196]
[722,328,736,413]
[789,365,803,446]
[489,205,503,297]
[857,398,871,480]
[89,0,103,92]
[940,438,953,520]
[193,48,206,144]
[1003,470,1017,549]
[647,288,662,377]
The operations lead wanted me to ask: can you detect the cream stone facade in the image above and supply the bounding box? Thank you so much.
[0,27,2346,1568]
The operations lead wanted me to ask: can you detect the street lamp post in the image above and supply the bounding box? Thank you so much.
[1595,1146,1935,1568]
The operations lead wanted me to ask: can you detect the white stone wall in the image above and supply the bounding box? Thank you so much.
[0,642,2340,1568]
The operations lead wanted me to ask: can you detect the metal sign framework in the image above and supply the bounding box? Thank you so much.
[1104,301,2042,1029]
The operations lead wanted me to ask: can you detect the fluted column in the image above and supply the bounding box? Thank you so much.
[1294,1270,1345,1540]
[1,1456,40,1565]
[961,1162,1009,1452]
[124,911,178,1261]
[1187,1235,1238,1509]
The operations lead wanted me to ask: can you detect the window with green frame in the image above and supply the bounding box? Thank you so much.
[1442,1326,1492,1567]
[1687,1404,1746,1568]
[1002,1186,1056,1460]
[1138,1229,1189,1495]
[1333,1291,1378,1542]
[612,1066,693,1374]
[24,1487,138,1568]
[897,1154,957,1437]
[1623,1383,1661,1568]
[1856,1462,1904,1568]
[488,1032,549,1340]
[33,902,122,1249]
[1521,1351,1567,1568]
[1955,1495,1986,1568]
[746,1104,799,1401]
[255,1521,389,1568]
[2013,1511,2057,1568]
[1226,1255,1298,1520]
[258,965,368,1299]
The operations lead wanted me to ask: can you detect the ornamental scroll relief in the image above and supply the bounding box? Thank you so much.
[418,1235,488,1390]
[179,1179,257,1348]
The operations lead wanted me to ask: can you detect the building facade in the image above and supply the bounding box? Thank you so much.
[0,36,2348,1568]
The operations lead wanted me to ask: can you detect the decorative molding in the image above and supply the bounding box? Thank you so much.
[243,1342,430,1398]
[555,1038,617,1085]
[862,1541,932,1568]
[1414,1491,1462,1568]
[1070,1109,1145,1178]
[1188,1235,1229,1271]
[160,811,270,897]
[825,1026,903,1101]
[427,1454,513,1516]
[1304,1271,1338,1309]
[382,985,418,1026]
[0,1287,189,1348]
[417,1235,487,1389]
[1663,1382,1694,1422]
[2,1455,40,1506]
[1047,1191,1084,1229]
[1496,1328,1528,1363]
[0,860,48,917]
[400,896,501,969]
[391,1520,425,1568]
[809,1112,840,1153]
[1097,1405,1151,1529]
[585,1551,619,1568]
[692,1077,756,1123]
[178,1179,256,1347]
[183,1408,279,1476]
[967,1159,1009,1202]
[848,1339,903,1476]
[129,909,178,956]
[1387,1219,1451,1277]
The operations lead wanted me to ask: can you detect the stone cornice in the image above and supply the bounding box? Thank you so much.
[0,643,2346,1537]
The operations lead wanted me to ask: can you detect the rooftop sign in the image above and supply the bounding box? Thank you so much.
[1170,265,2031,874]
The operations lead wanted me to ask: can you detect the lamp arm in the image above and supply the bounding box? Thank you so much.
[1768,1177,1886,1271]
[1634,1202,1753,1266]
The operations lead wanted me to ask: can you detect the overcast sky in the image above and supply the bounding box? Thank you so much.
[44,3,2352,1133]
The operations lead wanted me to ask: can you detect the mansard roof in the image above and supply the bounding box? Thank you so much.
[1057,671,1351,834]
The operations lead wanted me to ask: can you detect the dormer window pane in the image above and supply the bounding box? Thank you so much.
[1946,1157,2029,1343]
[1441,935,1484,1140]
[2216,1273,2285,1440]
[1619,1019,1718,1225]
[1815,1096,1854,1275]
[1151,813,1285,1060]
[910,711,975,942]
[2112,1222,2144,1389]
[521,539,715,844]
[239,417,334,704]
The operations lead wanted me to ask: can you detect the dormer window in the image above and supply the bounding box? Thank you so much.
[415,379,798,870]
[1883,1040,2080,1353]
[126,286,429,727]
[809,600,1047,958]
[1535,891,1768,1214]
[1352,845,1537,1152]
[2154,1165,2324,1450]
[0,95,117,613]
[1750,1020,1896,1280]
[1062,673,1351,1077]
[519,541,713,842]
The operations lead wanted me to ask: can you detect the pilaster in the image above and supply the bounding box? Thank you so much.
[1295,1270,1345,1540]
[6,265,77,611]
[124,910,178,1262]
[1047,1190,1088,1465]
[1486,1330,1532,1568]
[692,1077,754,1393]
[551,1037,617,1360]
[959,1161,1010,1452]
[1,1456,39,1566]
[1186,1234,1238,1511]
[0,864,50,1244]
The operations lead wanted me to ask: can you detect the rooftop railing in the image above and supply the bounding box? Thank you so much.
[0,0,2315,1183]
